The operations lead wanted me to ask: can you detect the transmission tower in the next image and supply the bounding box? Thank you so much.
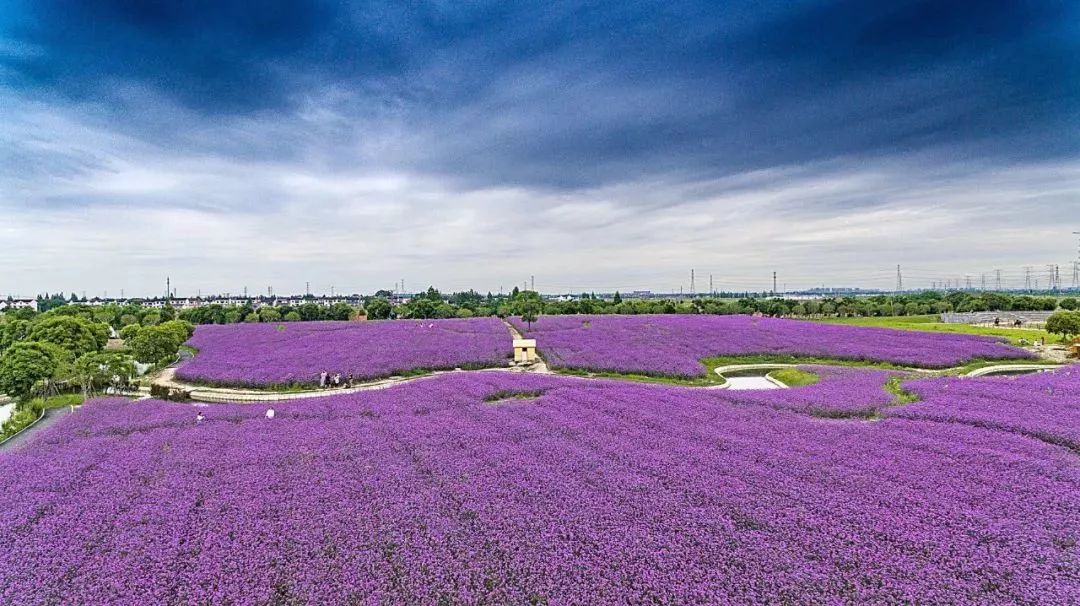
[1024,267,1032,291]
[995,269,1002,291]
[772,271,777,296]
[1047,264,1057,291]
[690,269,695,295]
[1074,231,1080,288]
[980,274,986,291]
[895,265,903,293]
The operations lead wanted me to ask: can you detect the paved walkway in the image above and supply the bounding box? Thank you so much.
[0,406,75,452]
[725,376,783,390]
[964,364,1063,377]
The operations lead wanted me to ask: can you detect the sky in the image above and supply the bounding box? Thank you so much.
[2,0,1079,297]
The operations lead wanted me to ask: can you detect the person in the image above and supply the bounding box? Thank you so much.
[345,374,354,388]
[196,412,205,424]
[319,371,328,388]
[333,373,342,388]
[265,408,275,420]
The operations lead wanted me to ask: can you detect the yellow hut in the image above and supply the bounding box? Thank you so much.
[513,339,537,364]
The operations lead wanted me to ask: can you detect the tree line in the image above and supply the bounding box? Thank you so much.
[0,305,195,404]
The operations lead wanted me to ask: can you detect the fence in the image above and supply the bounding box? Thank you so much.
[939,311,1055,327]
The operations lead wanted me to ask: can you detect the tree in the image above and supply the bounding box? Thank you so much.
[118,324,142,341]
[520,301,541,329]
[1061,298,1079,311]
[76,352,136,396]
[0,341,65,401]
[159,320,195,344]
[258,307,282,322]
[365,298,392,320]
[27,316,105,358]
[283,311,302,322]
[0,319,31,353]
[612,291,622,304]
[1045,311,1080,342]
[126,325,183,365]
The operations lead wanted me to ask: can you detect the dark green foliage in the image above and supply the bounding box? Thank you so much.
[0,341,67,401]
[27,316,106,358]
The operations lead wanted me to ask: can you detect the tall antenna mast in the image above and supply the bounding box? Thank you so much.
[896,265,903,293]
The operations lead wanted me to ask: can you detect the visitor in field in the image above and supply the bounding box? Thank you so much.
[265,408,275,420]
[319,371,328,388]
[195,412,205,424]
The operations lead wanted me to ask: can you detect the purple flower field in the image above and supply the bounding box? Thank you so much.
[890,366,1080,451]
[2,371,1078,604]
[176,318,512,387]
[510,314,1032,376]
[730,365,903,418]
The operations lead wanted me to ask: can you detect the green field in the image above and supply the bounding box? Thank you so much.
[768,368,820,387]
[813,315,1052,345]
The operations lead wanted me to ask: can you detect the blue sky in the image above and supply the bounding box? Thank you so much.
[2,0,1079,296]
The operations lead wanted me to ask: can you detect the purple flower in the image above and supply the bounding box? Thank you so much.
[1,370,1076,604]
[510,314,1031,376]
[176,318,513,387]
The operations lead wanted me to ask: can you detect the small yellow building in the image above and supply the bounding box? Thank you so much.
[513,339,537,364]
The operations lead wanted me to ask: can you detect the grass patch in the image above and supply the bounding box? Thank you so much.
[703,354,910,370]
[768,368,820,387]
[28,394,85,410]
[484,389,546,403]
[884,377,920,405]
[813,315,1052,346]
[553,364,727,387]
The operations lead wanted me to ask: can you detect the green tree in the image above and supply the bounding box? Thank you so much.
[118,324,142,341]
[612,291,622,304]
[1045,311,1080,342]
[158,320,195,344]
[520,301,541,329]
[1061,298,1079,311]
[365,298,393,320]
[126,326,183,365]
[283,311,302,322]
[328,302,356,321]
[0,341,65,401]
[75,351,136,396]
[258,307,282,322]
[0,319,31,353]
[27,316,105,358]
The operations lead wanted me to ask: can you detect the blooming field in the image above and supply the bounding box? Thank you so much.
[176,318,512,387]
[510,314,1031,376]
[2,371,1078,604]
[890,366,1080,451]
[729,365,903,418]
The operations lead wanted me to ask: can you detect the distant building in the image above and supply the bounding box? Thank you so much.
[0,298,38,311]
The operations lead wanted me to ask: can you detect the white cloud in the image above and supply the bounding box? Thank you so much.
[2,91,1079,298]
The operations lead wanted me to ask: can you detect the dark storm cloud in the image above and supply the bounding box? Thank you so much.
[2,0,1078,191]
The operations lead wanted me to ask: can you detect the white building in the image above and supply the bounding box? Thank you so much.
[0,298,38,311]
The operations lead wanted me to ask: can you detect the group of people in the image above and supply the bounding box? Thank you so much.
[319,371,353,389]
